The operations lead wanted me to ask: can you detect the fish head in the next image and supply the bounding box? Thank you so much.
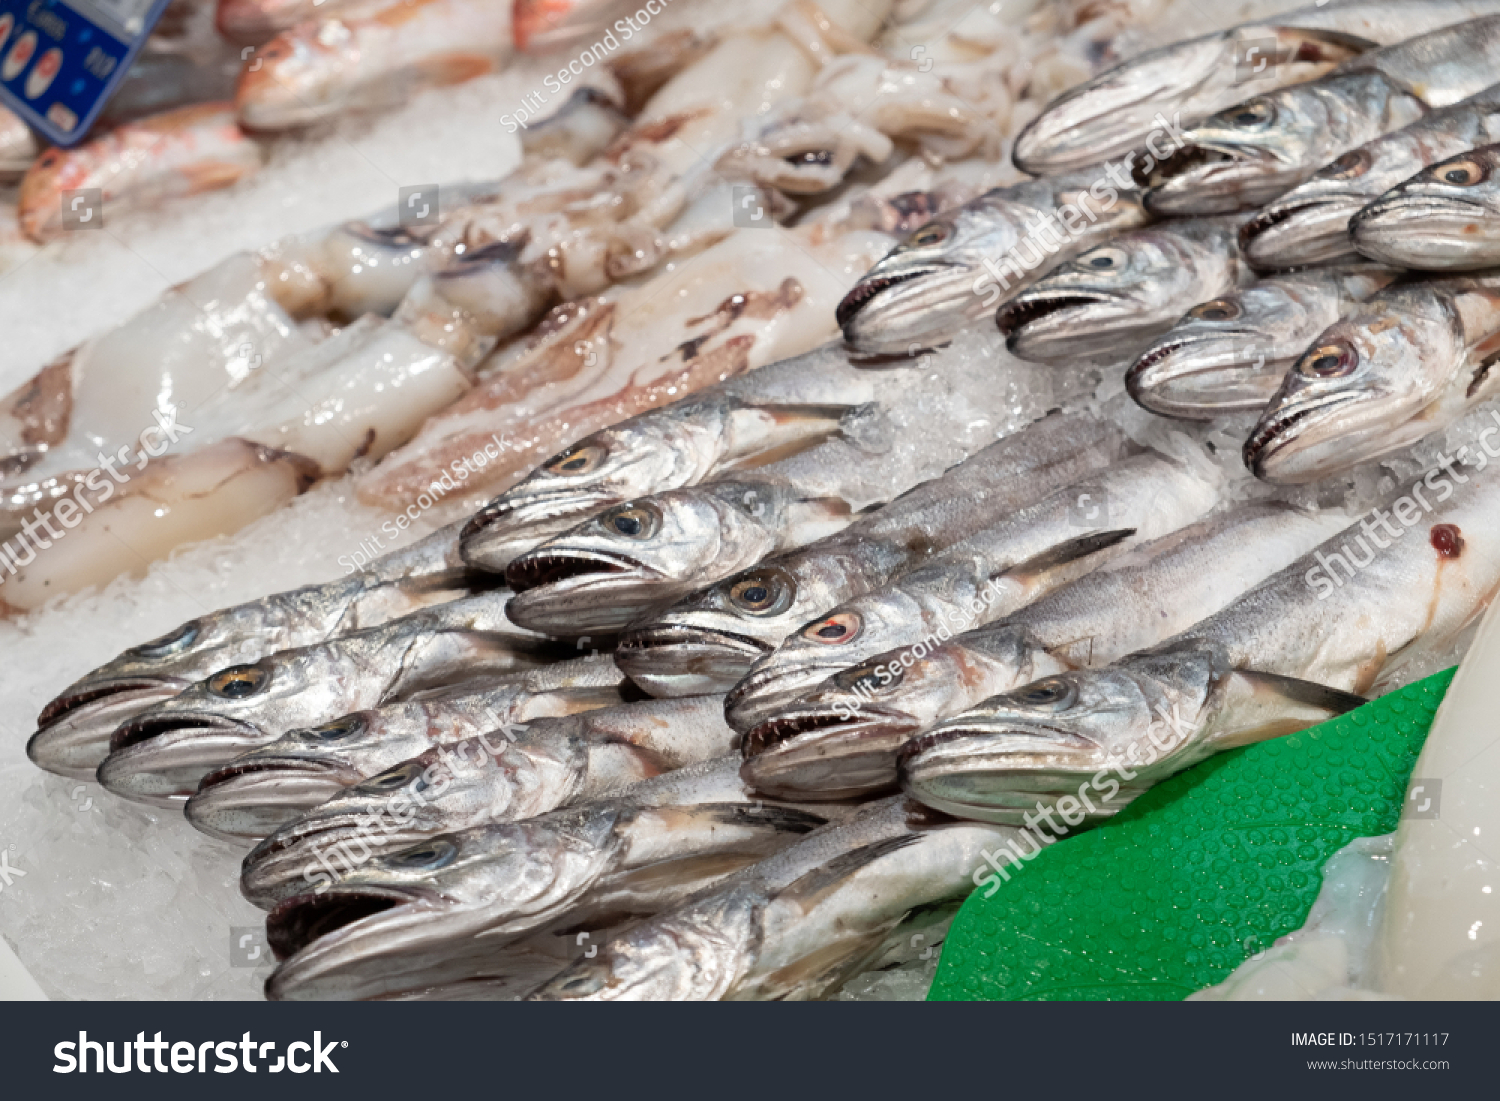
[996,230,1198,363]
[29,616,248,780]
[460,418,723,572]
[739,652,960,799]
[898,655,1214,825]
[1127,281,1311,418]
[837,202,1014,356]
[1142,91,1323,215]
[504,487,783,635]
[1244,293,1461,484]
[235,23,356,130]
[724,591,919,734]
[98,645,360,806]
[1241,144,1405,268]
[1352,146,1500,270]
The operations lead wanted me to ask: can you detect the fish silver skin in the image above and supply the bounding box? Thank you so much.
[528,795,1019,1001]
[995,217,1255,367]
[1351,143,1500,268]
[613,413,1130,697]
[184,657,634,842]
[727,449,1225,737]
[1245,276,1500,484]
[901,468,1500,826]
[1141,15,1500,216]
[237,695,737,904]
[261,758,842,1000]
[1011,0,1500,177]
[1127,266,1396,419]
[741,503,1347,800]
[1243,86,1500,267]
[835,170,1148,356]
[27,522,481,781]
[459,343,927,572]
[96,594,574,807]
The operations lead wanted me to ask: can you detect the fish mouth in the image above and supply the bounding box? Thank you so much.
[1143,141,1284,215]
[97,713,268,807]
[459,495,613,572]
[614,624,771,696]
[1243,390,1371,482]
[1241,196,1364,268]
[242,814,438,909]
[1127,337,1275,418]
[1351,196,1497,267]
[185,758,352,844]
[505,549,642,592]
[995,293,1108,340]
[266,887,417,961]
[28,678,189,779]
[836,266,940,331]
[739,704,919,799]
[723,663,840,733]
[504,549,674,635]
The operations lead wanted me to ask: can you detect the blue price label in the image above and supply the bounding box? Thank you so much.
[0,0,172,146]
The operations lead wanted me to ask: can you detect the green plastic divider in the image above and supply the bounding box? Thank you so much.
[929,666,1454,1001]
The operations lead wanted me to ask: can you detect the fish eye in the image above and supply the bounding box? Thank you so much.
[306,715,364,741]
[1011,677,1076,710]
[207,664,268,699]
[1437,158,1486,186]
[1321,148,1369,179]
[1226,99,1273,128]
[834,660,902,693]
[785,149,834,167]
[131,620,200,658]
[1299,340,1359,379]
[602,503,658,539]
[1079,246,1127,271]
[728,570,793,616]
[804,611,860,645]
[1188,297,1241,322]
[544,443,606,476]
[909,222,950,248]
[385,837,457,871]
[360,761,422,791]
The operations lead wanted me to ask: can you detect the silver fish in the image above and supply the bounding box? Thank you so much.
[237,695,737,905]
[527,795,1017,1001]
[1141,15,1500,215]
[1351,142,1500,268]
[614,412,1129,697]
[995,217,1255,367]
[901,468,1500,824]
[742,503,1346,800]
[1245,276,1500,483]
[1127,266,1395,420]
[1243,86,1500,267]
[727,450,1224,737]
[28,522,479,781]
[184,656,634,842]
[459,343,921,572]
[835,170,1148,356]
[262,758,841,1000]
[96,594,574,807]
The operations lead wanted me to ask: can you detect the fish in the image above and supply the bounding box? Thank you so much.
[726,448,1224,736]
[235,0,514,130]
[457,343,924,573]
[261,758,844,1000]
[95,593,576,807]
[215,0,390,46]
[1244,275,1500,484]
[614,411,1129,698]
[900,466,1500,825]
[527,795,1018,1001]
[740,503,1347,800]
[1351,142,1500,269]
[1140,15,1500,216]
[235,695,737,902]
[1126,266,1396,420]
[18,103,262,243]
[835,169,1148,356]
[1242,86,1500,267]
[1011,0,1500,176]
[185,657,640,843]
[995,216,1255,367]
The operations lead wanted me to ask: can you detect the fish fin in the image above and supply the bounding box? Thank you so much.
[786,496,859,542]
[779,833,923,912]
[1233,670,1366,714]
[994,528,1137,583]
[723,403,869,471]
[1208,670,1365,750]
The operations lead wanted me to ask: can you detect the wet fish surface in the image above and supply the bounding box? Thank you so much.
[1352,142,1500,268]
